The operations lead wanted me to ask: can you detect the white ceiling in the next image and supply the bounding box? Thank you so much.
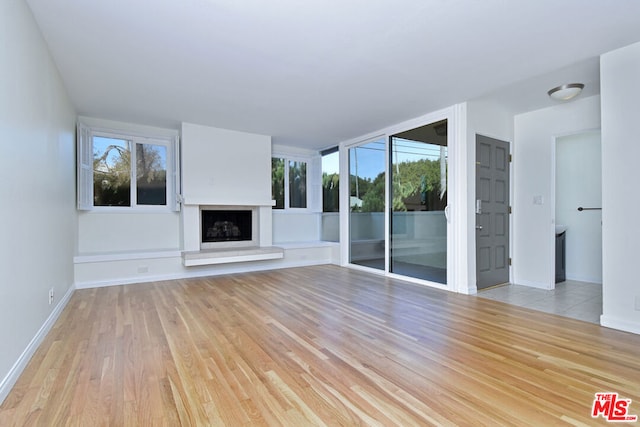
[26,0,640,150]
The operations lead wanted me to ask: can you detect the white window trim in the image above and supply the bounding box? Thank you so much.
[77,120,180,212]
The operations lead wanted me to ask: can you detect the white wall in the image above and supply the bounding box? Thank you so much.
[181,122,272,205]
[272,212,320,243]
[555,131,602,283]
[0,0,76,402]
[513,95,601,289]
[465,99,514,293]
[78,213,180,253]
[600,41,640,334]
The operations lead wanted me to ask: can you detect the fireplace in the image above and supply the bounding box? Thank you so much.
[200,207,258,249]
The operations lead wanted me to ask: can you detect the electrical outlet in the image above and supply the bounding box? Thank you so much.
[137,265,149,273]
[635,296,640,311]
[48,288,54,305]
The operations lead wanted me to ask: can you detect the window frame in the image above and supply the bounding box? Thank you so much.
[77,122,180,212]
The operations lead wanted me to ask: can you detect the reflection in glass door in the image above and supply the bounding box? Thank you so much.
[349,139,386,270]
[390,120,448,283]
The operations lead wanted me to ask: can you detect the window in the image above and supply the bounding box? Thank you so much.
[272,158,285,209]
[321,148,339,212]
[321,147,339,242]
[77,122,179,211]
[271,157,308,210]
[289,160,307,208]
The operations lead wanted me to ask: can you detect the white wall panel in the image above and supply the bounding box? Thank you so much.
[77,212,180,253]
[600,41,640,334]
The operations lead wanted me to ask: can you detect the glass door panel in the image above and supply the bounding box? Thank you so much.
[390,120,448,283]
[349,139,386,270]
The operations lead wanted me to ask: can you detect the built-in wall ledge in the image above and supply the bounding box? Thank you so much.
[182,246,284,267]
[181,198,276,207]
[74,250,181,264]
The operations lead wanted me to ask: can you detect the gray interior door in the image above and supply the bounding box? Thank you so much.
[476,135,510,289]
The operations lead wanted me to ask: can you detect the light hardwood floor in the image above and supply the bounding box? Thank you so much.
[1,265,639,426]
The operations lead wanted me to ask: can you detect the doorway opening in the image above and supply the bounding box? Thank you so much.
[555,130,602,284]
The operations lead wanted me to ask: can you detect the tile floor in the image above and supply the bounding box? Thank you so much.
[477,280,602,324]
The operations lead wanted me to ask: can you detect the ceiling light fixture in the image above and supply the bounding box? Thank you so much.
[547,83,584,101]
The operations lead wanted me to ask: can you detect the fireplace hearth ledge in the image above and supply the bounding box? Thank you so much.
[182,246,284,267]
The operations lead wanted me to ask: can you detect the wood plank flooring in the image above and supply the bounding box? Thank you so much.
[1,265,639,426]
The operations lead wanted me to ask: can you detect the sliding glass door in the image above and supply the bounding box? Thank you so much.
[346,119,449,286]
[348,139,386,270]
[389,120,448,283]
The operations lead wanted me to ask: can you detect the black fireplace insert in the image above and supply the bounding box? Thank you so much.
[201,210,252,242]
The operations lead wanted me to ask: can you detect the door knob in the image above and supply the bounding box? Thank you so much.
[476,225,483,230]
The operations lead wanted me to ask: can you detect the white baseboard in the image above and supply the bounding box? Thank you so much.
[565,274,602,284]
[600,315,640,335]
[0,284,75,405]
[514,279,554,290]
[460,285,478,295]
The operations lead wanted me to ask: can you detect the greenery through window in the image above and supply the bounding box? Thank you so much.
[349,140,386,213]
[272,158,285,209]
[92,136,168,207]
[289,161,307,209]
[390,138,447,212]
[271,157,307,209]
[93,137,131,206]
[389,119,448,284]
[322,150,339,212]
[136,143,167,205]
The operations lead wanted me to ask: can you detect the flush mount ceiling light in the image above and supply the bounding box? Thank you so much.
[547,83,585,101]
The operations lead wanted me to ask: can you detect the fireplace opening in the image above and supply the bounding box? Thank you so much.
[202,210,253,243]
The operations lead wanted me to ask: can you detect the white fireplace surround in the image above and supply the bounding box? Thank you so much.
[199,205,258,250]
[182,202,274,254]
[179,123,278,265]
